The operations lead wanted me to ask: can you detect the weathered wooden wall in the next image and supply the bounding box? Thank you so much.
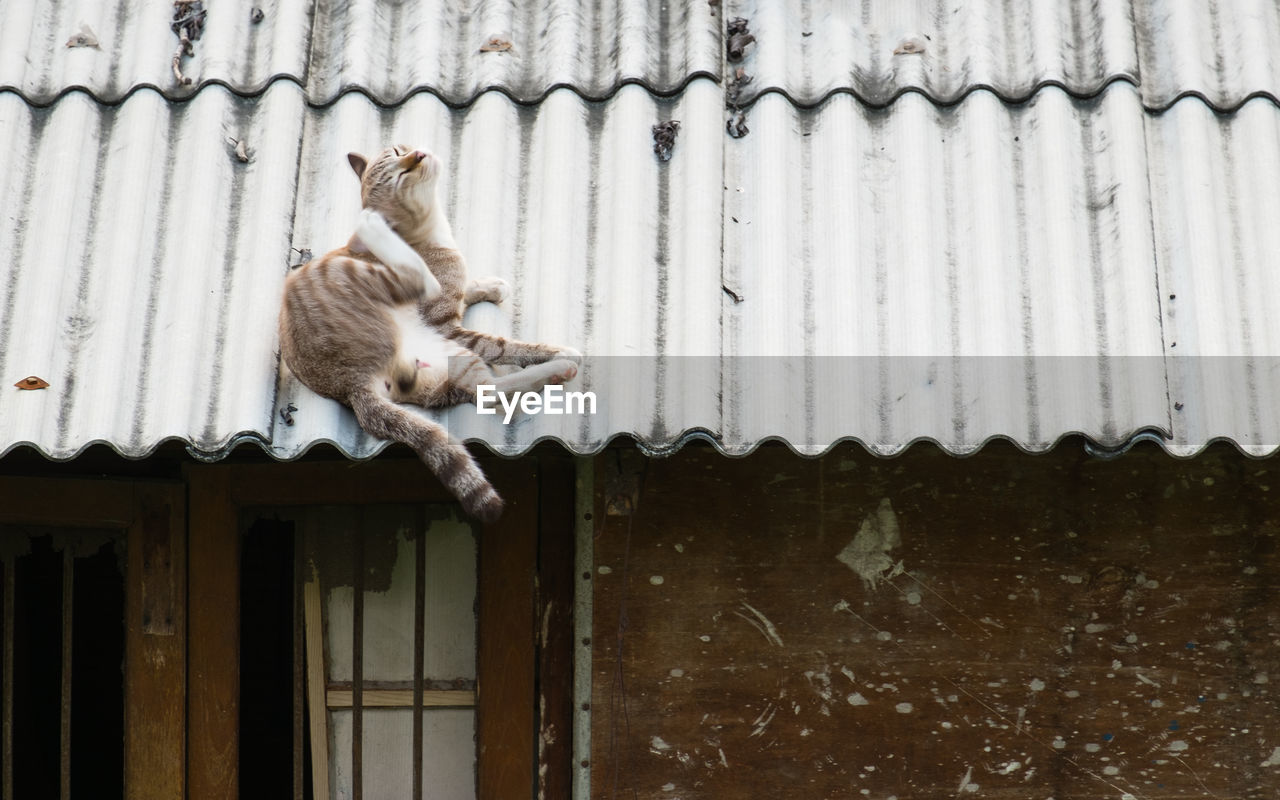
[590,443,1280,799]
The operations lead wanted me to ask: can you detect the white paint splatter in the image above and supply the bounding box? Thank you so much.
[1052,737,1066,749]
[847,693,868,706]
[650,736,671,752]
[662,783,676,791]
[1136,672,1160,688]
[669,668,685,678]
[597,565,612,574]
[1261,746,1280,767]
[840,665,857,683]
[957,766,975,794]
[997,761,1021,775]
[1168,740,1189,752]
[1085,743,1101,753]
[735,602,784,647]
[749,704,778,737]
[650,575,664,585]
[1061,574,1084,584]
[1029,678,1046,692]
[836,498,902,590]
[674,543,684,553]
[876,630,893,642]
[905,591,921,605]
[895,702,914,714]
[698,634,711,642]
[1103,766,1119,776]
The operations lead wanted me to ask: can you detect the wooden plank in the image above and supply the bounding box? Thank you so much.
[412,524,426,800]
[325,689,475,708]
[590,444,1280,799]
[0,477,134,527]
[303,560,331,800]
[185,465,240,800]
[59,548,71,800]
[352,521,364,800]
[2,557,11,800]
[477,462,539,800]
[229,459,458,507]
[124,484,186,800]
[536,456,577,800]
[292,533,305,800]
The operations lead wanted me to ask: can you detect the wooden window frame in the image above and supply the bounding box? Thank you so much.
[186,454,575,800]
[0,476,186,800]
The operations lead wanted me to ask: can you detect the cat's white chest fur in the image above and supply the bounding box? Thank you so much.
[391,304,457,384]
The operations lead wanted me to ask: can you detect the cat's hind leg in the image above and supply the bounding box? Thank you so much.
[463,277,509,306]
[446,326,581,368]
[403,350,578,409]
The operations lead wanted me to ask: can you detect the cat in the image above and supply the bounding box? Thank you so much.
[278,145,581,523]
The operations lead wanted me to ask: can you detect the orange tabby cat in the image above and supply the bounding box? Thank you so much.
[279,145,580,522]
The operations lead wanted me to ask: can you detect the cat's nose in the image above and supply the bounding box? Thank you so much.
[400,150,428,170]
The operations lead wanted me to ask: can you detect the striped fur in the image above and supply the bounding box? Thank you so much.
[278,145,580,523]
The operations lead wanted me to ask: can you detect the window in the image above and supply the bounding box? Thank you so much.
[0,530,125,799]
[239,507,479,799]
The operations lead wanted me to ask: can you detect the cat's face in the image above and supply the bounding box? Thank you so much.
[347,145,443,228]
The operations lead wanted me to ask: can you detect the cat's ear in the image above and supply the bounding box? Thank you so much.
[348,152,369,179]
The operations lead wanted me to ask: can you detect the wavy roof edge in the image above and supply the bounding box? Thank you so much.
[8,75,1280,118]
[0,73,725,110]
[5,428,1277,466]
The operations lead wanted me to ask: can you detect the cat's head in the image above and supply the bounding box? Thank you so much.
[347,145,443,231]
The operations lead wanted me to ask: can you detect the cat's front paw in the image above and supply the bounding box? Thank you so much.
[553,346,583,365]
[545,359,579,385]
[354,208,390,241]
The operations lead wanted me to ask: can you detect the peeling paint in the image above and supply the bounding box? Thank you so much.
[1262,746,1280,767]
[836,498,902,589]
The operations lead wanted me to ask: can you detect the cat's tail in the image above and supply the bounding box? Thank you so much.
[349,387,503,523]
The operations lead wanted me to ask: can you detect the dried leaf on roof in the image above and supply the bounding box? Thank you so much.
[15,376,49,390]
[65,22,100,49]
[652,120,681,162]
[480,36,514,53]
[727,17,755,62]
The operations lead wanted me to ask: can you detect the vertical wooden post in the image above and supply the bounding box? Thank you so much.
[59,548,72,800]
[537,456,576,800]
[186,465,240,800]
[2,557,12,800]
[125,484,186,800]
[411,524,426,800]
[303,543,331,800]
[351,521,364,800]
[477,461,539,800]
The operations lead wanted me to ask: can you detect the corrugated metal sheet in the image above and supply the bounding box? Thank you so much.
[4,1,1280,463]
[734,0,1280,109]
[722,86,1169,455]
[0,0,720,104]
[6,0,1279,107]
[0,80,726,460]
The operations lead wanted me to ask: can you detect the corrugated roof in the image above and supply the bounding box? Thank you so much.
[1,0,721,104]
[3,1,1280,462]
[7,1,1280,107]
[736,0,1280,109]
